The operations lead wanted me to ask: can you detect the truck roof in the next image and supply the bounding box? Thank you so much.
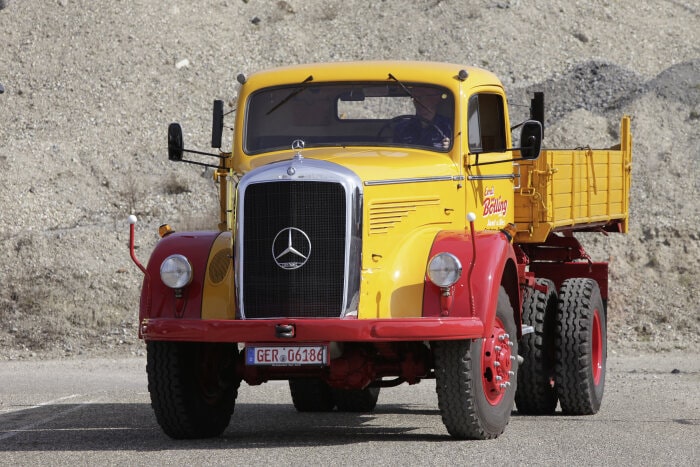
[241,61,504,91]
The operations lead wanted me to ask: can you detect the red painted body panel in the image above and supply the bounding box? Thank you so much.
[137,229,489,344]
[139,231,221,327]
[422,230,518,336]
[140,316,484,343]
[529,262,609,302]
[519,234,609,302]
[519,234,591,262]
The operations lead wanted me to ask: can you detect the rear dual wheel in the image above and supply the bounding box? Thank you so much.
[434,287,518,439]
[555,278,607,414]
[289,379,380,412]
[289,379,335,412]
[334,386,380,412]
[515,277,607,416]
[515,279,558,414]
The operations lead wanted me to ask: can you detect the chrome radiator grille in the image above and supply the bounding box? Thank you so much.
[241,181,347,318]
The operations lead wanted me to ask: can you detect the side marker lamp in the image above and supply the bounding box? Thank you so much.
[501,222,517,242]
[159,224,174,238]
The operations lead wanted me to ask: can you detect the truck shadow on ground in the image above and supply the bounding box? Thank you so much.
[0,402,449,451]
[4,401,694,451]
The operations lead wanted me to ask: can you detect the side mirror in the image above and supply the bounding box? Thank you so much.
[211,99,224,149]
[168,123,184,161]
[519,120,542,160]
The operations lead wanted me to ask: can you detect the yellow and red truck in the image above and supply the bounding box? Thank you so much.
[129,61,632,440]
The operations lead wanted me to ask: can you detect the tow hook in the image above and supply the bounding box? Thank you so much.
[275,324,295,338]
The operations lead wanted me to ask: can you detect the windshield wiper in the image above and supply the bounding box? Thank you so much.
[387,73,431,114]
[266,75,314,115]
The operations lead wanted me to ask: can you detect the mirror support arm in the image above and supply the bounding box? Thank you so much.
[173,157,226,170]
[467,153,536,168]
[175,147,228,160]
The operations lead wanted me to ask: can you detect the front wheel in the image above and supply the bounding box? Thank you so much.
[555,278,607,414]
[434,286,518,439]
[147,341,240,439]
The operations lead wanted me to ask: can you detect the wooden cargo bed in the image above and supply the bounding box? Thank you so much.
[514,116,632,244]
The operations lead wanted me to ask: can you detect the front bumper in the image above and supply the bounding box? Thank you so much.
[140,317,484,343]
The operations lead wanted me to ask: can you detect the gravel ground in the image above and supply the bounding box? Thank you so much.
[0,0,698,359]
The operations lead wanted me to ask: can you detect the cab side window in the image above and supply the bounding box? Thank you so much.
[467,93,506,153]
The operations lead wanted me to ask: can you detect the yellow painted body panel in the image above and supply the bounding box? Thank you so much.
[461,84,516,232]
[201,232,236,319]
[359,181,463,319]
[464,152,516,232]
[514,116,632,243]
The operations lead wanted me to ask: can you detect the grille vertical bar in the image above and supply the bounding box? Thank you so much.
[242,181,347,318]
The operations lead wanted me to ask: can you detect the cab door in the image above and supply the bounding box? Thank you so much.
[463,90,515,231]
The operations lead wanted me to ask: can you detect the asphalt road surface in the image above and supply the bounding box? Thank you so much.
[0,352,698,465]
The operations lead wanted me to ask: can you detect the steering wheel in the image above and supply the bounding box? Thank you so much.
[376,114,446,142]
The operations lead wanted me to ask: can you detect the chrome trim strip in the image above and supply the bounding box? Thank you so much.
[467,174,519,181]
[364,175,464,186]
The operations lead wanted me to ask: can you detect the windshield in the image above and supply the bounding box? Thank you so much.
[244,82,455,154]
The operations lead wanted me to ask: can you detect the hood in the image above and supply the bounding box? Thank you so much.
[240,146,460,183]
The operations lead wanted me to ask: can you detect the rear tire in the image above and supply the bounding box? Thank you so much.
[333,386,380,412]
[434,287,518,439]
[147,341,239,439]
[289,378,336,412]
[555,278,607,414]
[515,278,558,415]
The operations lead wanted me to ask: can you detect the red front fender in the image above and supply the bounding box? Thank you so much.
[422,230,518,337]
[139,231,222,327]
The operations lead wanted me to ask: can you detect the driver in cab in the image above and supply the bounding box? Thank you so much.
[393,88,452,149]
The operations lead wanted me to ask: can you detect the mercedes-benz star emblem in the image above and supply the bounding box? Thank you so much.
[291,139,305,150]
[272,227,311,270]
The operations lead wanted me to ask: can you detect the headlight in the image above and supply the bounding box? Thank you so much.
[160,254,193,289]
[427,252,462,288]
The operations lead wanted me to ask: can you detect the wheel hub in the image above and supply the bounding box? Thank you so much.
[481,319,514,405]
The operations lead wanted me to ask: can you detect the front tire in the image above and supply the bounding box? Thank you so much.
[147,341,240,439]
[555,278,607,414]
[434,287,518,439]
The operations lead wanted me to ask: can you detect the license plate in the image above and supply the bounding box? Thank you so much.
[245,345,328,366]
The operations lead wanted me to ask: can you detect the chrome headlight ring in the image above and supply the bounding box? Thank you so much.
[427,252,463,288]
[160,254,193,289]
